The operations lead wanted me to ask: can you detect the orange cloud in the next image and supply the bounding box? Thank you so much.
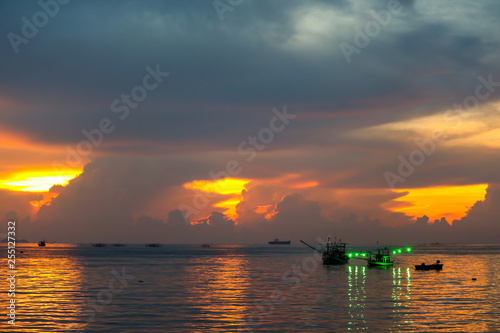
[386,184,488,222]
[254,205,272,214]
[291,181,319,189]
[30,192,59,215]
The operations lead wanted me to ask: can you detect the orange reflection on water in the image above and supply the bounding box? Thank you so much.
[0,244,86,332]
[185,252,251,330]
[408,253,494,332]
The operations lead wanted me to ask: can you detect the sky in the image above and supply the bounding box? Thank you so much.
[1,0,499,244]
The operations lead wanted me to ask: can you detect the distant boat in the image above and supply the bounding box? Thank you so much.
[301,238,349,265]
[201,243,211,248]
[145,243,161,247]
[92,243,107,247]
[38,240,46,247]
[415,260,443,271]
[268,238,291,245]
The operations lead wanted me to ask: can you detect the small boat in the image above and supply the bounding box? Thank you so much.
[201,243,211,248]
[268,239,291,245]
[38,240,46,247]
[415,260,443,271]
[301,238,349,265]
[92,243,107,247]
[145,243,161,247]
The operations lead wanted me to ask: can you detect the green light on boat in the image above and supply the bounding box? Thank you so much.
[406,248,412,252]
[348,253,353,257]
[398,249,402,253]
[392,251,397,255]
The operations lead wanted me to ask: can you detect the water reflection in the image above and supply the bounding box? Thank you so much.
[409,254,495,332]
[347,265,367,330]
[0,244,498,332]
[0,244,86,332]
[391,267,413,330]
[184,252,251,331]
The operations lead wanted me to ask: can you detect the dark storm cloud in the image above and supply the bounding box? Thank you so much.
[1,0,500,150]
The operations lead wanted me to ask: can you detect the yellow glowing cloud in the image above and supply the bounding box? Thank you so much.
[387,184,487,222]
[0,168,82,192]
[214,198,242,220]
[184,178,249,220]
[184,178,249,195]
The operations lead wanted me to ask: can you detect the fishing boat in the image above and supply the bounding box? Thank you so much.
[301,238,349,265]
[268,239,291,245]
[356,244,394,267]
[366,246,394,267]
[415,260,443,271]
[38,240,46,247]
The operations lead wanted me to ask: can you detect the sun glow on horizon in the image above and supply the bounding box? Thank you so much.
[387,184,488,222]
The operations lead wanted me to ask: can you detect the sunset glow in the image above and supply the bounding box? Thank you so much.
[213,198,241,219]
[0,168,82,192]
[184,178,249,219]
[389,184,488,222]
[291,181,319,189]
[184,178,249,195]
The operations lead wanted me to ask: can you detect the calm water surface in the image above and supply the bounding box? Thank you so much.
[1,243,499,332]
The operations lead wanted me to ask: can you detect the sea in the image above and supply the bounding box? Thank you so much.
[1,243,499,332]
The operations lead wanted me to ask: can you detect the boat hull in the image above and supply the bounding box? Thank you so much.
[368,261,394,267]
[322,254,349,265]
[268,241,291,245]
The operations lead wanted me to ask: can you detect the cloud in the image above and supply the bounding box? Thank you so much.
[2,0,500,244]
[1,0,500,152]
[452,184,500,242]
[0,189,41,222]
